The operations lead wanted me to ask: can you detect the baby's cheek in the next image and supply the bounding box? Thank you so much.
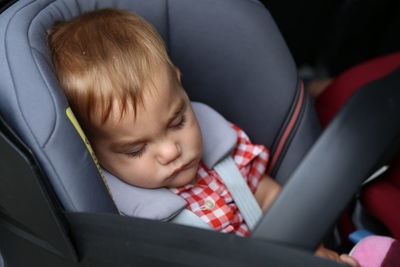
[192,124,203,153]
[184,127,199,149]
[136,159,164,186]
[114,159,145,185]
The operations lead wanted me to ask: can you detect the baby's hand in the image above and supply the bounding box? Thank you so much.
[339,254,360,267]
[315,245,359,266]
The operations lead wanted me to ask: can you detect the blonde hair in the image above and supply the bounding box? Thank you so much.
[48,8,177,125]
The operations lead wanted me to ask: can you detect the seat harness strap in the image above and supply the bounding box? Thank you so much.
[214,156,263,230]
[172,156,263,231]
[172,209,214,230]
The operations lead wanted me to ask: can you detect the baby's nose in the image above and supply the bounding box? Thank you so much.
[157,140,181,165]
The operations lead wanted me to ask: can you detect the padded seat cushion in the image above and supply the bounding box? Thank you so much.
[0,0,309,212]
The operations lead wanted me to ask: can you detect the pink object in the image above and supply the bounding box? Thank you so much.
[350,236,398,267]
[314,52,400,241]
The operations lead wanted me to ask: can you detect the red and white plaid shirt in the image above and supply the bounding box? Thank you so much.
[171,124,269,236]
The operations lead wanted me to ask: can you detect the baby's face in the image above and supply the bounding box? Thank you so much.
[90,68,203,188]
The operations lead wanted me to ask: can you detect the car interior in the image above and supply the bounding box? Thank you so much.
[0,0,399,266]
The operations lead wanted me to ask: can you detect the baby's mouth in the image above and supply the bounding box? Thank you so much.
[167,159,195,180]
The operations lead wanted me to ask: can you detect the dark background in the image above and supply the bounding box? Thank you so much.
[261,0,400,76]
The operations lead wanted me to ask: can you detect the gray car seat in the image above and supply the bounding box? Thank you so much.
[0,0,321,265]
[0,0,318,214]
[2,0,399,266]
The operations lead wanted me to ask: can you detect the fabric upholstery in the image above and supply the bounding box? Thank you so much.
[0,0,313,212]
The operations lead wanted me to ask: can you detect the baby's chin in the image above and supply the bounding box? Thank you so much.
[165,166,198,188]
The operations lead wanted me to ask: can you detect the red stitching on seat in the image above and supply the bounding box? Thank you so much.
[267,82,304,174]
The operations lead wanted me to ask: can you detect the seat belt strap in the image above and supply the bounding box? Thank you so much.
[172,156,262,231]
[214,157,263,230]
[170,208,214,230]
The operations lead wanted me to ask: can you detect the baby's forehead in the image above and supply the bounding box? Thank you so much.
[94,86,186,129]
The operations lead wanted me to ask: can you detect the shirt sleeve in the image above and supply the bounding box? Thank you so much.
[230,124,270,193]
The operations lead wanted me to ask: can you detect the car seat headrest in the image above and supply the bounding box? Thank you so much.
[0,0,299,212]
[103,102,237,220]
